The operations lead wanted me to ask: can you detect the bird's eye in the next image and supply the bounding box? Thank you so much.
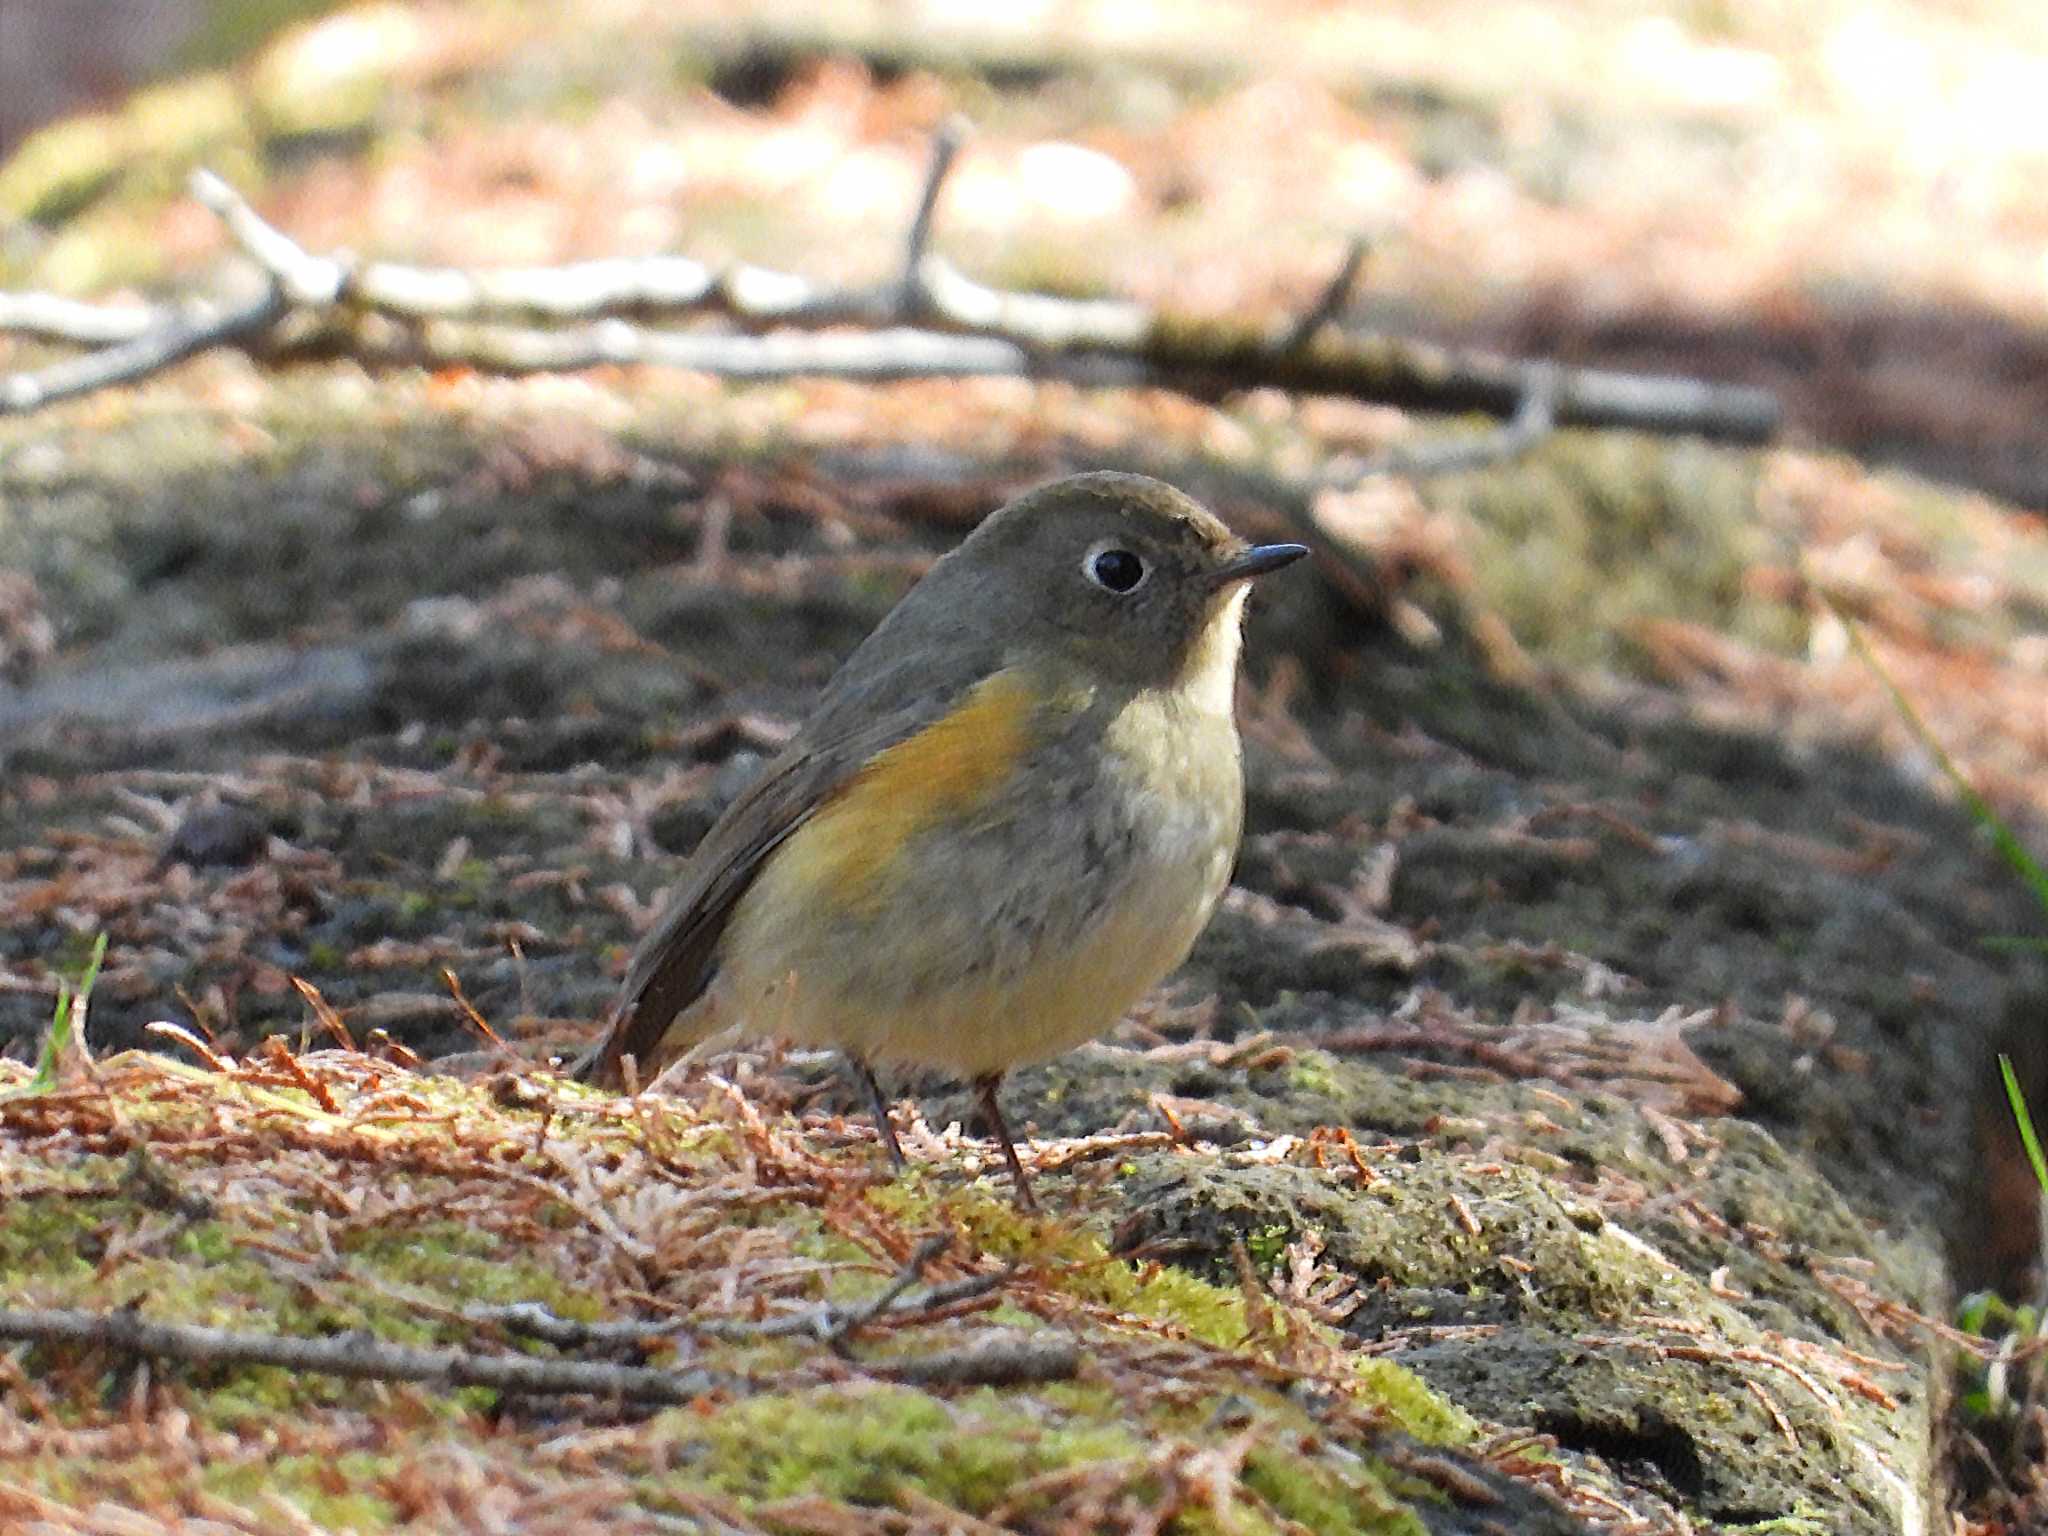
[1083,544,1147,594]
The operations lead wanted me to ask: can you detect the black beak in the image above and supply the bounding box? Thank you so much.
[1210,542,1309,587]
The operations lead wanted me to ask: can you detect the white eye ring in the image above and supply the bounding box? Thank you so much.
[1081,539,1148,594]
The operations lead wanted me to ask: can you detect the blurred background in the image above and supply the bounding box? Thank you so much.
[7,0,2048,500]
[6,0,2048,872]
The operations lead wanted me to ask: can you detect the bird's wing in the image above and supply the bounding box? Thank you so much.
[579,652,1007,1085]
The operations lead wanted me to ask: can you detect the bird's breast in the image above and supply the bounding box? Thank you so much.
[718,673,1246,1074]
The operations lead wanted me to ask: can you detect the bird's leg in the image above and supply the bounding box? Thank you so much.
[844,1053,907,1169]
[972,1072,1038,1213]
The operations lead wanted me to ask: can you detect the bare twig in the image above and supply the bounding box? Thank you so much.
[875,1329,1080,1388]
[1279,236,1369,353]
[900,116,968,308]
[0,139,1780,444]
[0,292,156,345]
[0,1305,725,1404]
[0,285,283,414]
[189,169,346,306]
[466,1301,690,1352]
[819,1233,952,1344]
[697,1270,1008,1344]
[468,1245,1007,1353]
[1328,361,1560,485]
[0,1304,1073,1400]
[693,1235,1010,1346]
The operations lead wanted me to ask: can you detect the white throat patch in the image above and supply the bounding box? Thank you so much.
[1184,584,1249,716]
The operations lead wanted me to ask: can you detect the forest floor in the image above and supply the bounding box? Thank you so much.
[3,3,2048,1532]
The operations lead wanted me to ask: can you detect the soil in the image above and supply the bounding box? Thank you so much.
[6,5,2048,1529]
[1,381,2033,1530]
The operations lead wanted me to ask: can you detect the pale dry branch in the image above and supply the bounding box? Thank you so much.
[189,169,345,306]
[372,318,1045,381]
[0,285,284,413]
[467,1301,692,1352]
[468,1235,1007,1352]
[0,291,158,345]
[0,136,1780,449]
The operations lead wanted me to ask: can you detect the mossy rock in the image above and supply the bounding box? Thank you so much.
[1108,1149,1933,1535]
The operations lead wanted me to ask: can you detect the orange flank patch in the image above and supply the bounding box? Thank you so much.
[782,669,1040,914]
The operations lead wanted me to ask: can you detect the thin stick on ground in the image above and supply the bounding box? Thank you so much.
[876,1329,1079,1388]
[0,292,159,345]
[0,1305,727,1405]
[0,286,284,413]
[467,1261,1007,1352]
[0,130,1780,445]
[900,115,969,309]
[1331,361,1561,484]
[1279,235,1370,353]
[0,1304,1075,1401]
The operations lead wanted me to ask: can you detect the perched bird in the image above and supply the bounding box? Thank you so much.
[579,471,1306,1207]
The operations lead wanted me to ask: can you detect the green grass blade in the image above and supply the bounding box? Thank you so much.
[2000,1054,2048,1196]
[24,982,73,1095]
[17,933,107,1098]
[75,930,107,1003]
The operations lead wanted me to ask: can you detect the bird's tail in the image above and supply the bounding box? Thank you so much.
[570,995,726,1089]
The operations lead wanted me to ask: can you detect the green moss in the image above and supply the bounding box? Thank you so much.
[0,1168,589,1426]
[343,1221,592,1323]
[247,11,395,139]
[865,1171,1473,1452]
[181,0,347,73]
[1442,432,1802,676]
[1286,1052,1345,1097]
[124,74,250,170]
[894,1179,1257,1350]
[1120,1153,1708,1331]
[1243,1444,1429,1536]
[204,1450,398,1530]
[1351,1360,1477,1445]
[673,1380,1448,1533]
[0,1192,123,1290]
[671,1384,1147,1509]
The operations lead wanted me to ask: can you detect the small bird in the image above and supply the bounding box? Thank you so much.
[579,471,1306,1207]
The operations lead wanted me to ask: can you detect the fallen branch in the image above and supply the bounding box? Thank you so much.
[468,1234,1008,1351]
[0,1302,1069,1402]
[0,291,159,345]
[1324,362,1561,486]
[465,1301,692,1352]
[876,1329,1080,1388]
[0,285,284,413]
[0,131,1779,449]
[0,1305,725,1405]
[696,1249,1010,1347]
[1278,235,1370,354]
